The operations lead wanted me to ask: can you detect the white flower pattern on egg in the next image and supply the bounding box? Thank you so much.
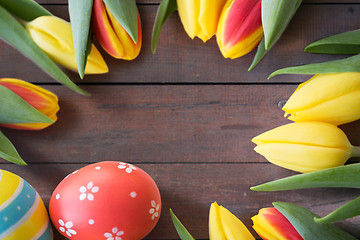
[149,200,160,220]
[59,219,77,237]
[118,162,137,173]
[79,181,99,201]
[104,227,124,240]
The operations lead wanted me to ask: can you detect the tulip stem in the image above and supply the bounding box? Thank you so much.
[351,146,360,157]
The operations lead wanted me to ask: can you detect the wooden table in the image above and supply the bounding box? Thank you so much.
[1,0,360,239]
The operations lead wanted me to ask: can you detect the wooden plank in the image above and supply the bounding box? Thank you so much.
[1,4,359,84]
[1,84,291,164]
[2,84,360,165]
[0,163,359,239]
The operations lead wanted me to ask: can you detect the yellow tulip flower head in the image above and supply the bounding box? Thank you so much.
[209,201,255,240]
[252,122,357,173]
[177,0,227,42]
[283,72,360,126]
[26,16,108,74]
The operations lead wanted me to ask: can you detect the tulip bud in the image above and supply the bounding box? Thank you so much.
[283,73,360,126]
[209,202,255,240]
[0,78,59,130]
[252,207,303,240]
[217,0,263,59]
[91,0,142,60]
[176,0,227,42]
[252,122,360,173]
[26,16,108,74]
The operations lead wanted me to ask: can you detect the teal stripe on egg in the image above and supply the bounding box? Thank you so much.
[0,179,36,234]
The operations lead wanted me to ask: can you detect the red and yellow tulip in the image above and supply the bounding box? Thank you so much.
[217,0,263,59]
[252,207,303,240]
[91,0,142,60]
[176,0,227,42]
[0,78,59,130]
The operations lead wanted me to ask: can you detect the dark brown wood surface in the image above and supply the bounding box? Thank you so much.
[0,1,360,239]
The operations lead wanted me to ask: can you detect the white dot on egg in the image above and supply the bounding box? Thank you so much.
[88,219,95,225]
[17,206,21,211]
[95,166,101,170]
[3,216,8,222]
[56,194,60,200]
[26,194,30,198]
[130,192,137,198]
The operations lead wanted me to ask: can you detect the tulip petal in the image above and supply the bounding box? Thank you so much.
[0,84,53,125]
[251,163,360,191]
[282,73,360,125]
[217,0,263,59]
[92,0,141,60]
[0,78,59,130]
[0,130,26,165]
[219,205,255,240]
[209,202,254,240]
[103,0,138,43]
[252,122,351,149]
[252,207,303,240]
[0,6,87,95]
[315,197,360,224]
[69,0,94,79]
[27,16,108,74]
[305,29,360,54]
[269,54,360,78]
[151,0,177,53]
[169,209,195,240]
[273,202,357,240]
[254,143,350,173]
[0,0,51,21]
[209,202,227,240]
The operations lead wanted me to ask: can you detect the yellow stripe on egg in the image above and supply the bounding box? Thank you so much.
[2,194,49,240]
[0,170,21,207]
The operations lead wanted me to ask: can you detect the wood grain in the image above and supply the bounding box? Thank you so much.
[1,4,360,84]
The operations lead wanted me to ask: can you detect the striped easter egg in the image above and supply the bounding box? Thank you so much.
[0,169,53,240]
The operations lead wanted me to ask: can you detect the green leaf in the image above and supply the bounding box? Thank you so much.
[0,85,53,124]
[69,0,94,79]
[273,202,357,240]
[305,29,360,54]
[315,197,360,224]
[248,37,267,71]
[151,0,177,54]
[269,54,360,78]
[0,130,26,165]
[0,5,88,95]
[251,163,360,191]
[0,0,51,21]
[103,0,138,43]
[169,209,196,240]
[262,0,302,50]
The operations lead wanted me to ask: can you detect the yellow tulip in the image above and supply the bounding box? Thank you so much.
[177,0,227,42]
[26,16,108,74]
[209,202,255,240]
[283,72,360,126]
[252,122,360,173]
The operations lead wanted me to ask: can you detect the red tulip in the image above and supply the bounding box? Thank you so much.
[217,0,263,59]
[91,0,142,60]
[252,207,303,240]
[0,78,59,130]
